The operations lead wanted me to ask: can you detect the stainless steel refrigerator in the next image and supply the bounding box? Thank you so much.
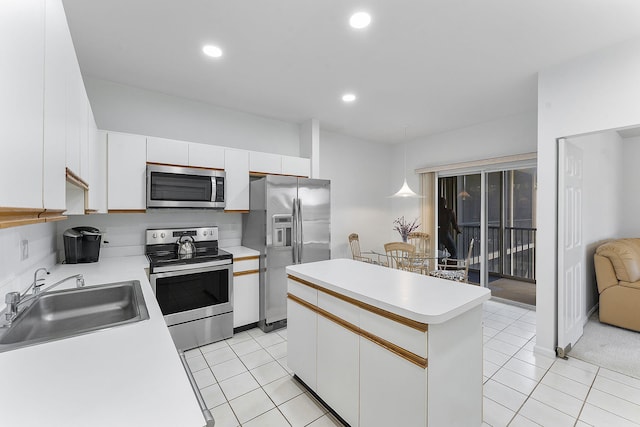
[242,176,331,332]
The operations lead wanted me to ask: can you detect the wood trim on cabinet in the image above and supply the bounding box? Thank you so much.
[234,255,259,262]
[288,293,428,369]
[65,167,89,190]
[84,209,99,214]
[249,171,309,178]
[107,210,146,214]
[224,210,250,214]
[41,209,67,222]
[0,207,43,229]
[146,161,224,172]
[287,274,429,333]
[234,269,259,277]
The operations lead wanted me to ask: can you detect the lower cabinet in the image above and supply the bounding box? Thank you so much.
[233,255,259,328]
[317,316,359,427]
[286,297,317,390]
[359,337,426,427]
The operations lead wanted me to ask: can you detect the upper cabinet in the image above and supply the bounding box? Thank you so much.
[224,149,250,212]
[0,0,45,210]
[249,151,282,175]
[108,132,147,212]
[282,155,311,177]
[147,136,225,170]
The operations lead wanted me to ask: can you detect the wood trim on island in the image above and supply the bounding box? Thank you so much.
[288,274,429,333]
[233,269,259,277]
[288,293,428,369]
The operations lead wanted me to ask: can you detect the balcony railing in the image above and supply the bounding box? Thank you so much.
[456,224,536,282]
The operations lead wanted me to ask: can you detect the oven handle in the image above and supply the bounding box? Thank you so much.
[152,259,232,274]
[178,351,216,427]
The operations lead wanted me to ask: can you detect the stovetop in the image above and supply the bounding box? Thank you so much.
[147,248,232,266]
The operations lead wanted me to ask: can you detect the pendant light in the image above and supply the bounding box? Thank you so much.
[390,127,422,198]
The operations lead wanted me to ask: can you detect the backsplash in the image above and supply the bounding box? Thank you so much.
[0,222,58,297]
[56,211,243,261]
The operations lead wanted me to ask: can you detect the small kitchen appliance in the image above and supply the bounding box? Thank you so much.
[63,226,102,264]
[146,226,233,350]
[146,164,226,209]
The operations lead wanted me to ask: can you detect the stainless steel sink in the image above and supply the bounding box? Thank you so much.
[0,280,149,352]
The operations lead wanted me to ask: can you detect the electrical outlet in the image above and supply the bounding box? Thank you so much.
[20,239,29,261]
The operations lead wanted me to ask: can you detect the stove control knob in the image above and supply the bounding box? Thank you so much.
[161,232,165,238]
[152,233,157,239]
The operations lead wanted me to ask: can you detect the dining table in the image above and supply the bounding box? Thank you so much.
[368,247,451,274]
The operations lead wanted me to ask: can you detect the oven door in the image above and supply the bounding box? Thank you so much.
[147,164,225,209]
[149,262,233,327]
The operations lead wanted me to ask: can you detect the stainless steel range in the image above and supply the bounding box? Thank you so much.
[146,226,233,350]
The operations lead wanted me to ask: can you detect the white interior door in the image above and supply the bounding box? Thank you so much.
[557,138,584,355]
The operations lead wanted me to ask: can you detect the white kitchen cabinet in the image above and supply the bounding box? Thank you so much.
[359,337,426,427]
[0,0,45,209]
[287,296,318,390]
[189,143,225,169]
[317,315,359,427]
[107,132,147,211]
[87,128,107,213]
[146,136,189,166]
[233,256,259,328]
[249,151,282,175]
[224,149,249,212]
[282,155,310,177]
[42,0,68,211]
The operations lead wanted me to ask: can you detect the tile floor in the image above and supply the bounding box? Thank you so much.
[184,300,640,426]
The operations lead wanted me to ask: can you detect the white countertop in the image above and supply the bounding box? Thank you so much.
[287,259,491,324]
[0,256,205,427]
[222,246,260,258]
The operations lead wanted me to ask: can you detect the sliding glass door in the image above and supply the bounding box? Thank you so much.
[437,166,537,305]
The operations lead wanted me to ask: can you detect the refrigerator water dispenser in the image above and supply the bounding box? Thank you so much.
[272,215,292,247]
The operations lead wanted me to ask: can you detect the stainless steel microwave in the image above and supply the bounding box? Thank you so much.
[146,164,225,209]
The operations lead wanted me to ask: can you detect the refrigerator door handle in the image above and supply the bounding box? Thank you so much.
[297,198,303,263]
[292,198,298,264]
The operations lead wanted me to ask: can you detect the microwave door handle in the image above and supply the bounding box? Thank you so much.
[211,177,217,202]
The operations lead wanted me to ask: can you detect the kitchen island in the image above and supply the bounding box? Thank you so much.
[0,256,206,427]
[286,259,491,427]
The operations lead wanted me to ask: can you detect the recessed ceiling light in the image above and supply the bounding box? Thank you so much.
[349,12,371,29]
[342,93,356,103]
[202,45,223,58]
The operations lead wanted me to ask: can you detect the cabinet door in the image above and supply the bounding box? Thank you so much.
[0,0,45,208]
[78,89,90,181]
[87,127,107,213]
[107,132,147,210]
[42,0,67,210]
[317,316,359,427]
[65,57,83,176]
[359,337,427,427]
[224,149,249,211]
[189,143,225,169]
[233,273,259,328]
[147,136,189,166]
[249,151,281,175]
[282,156,310,177]
[287,297,317,390]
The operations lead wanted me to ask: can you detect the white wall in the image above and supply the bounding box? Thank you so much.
[573,131,624,313]
[56,211,243,261]
[319,130,393,258]
[621,136,640,236]
[84,77,301,155]
[0,222,58,298]
[537,36,640,356]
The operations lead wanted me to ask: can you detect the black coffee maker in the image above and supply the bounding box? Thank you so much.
[63,227,102,263]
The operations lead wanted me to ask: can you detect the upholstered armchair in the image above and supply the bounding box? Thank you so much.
[594,238,640,332]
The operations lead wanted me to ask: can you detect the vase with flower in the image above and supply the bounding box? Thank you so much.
[393,216,420,243]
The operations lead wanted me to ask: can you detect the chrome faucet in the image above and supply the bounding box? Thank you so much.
[2,268,85,326]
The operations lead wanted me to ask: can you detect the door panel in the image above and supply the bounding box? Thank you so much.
[298,178,331,263]
[558,138,584,352]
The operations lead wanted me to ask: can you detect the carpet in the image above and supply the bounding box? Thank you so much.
[570,311,640,379]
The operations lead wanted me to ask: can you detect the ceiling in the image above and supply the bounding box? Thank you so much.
[62,0,640,144]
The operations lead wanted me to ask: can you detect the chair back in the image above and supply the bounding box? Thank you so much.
[408,232,430,254]
[348,233,362,259]
[384,242,415,270]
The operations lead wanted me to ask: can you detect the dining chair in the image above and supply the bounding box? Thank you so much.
[429,238,475,283]
[408,232,431,273]
[384,242,416,271]
[349,233,388,266]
